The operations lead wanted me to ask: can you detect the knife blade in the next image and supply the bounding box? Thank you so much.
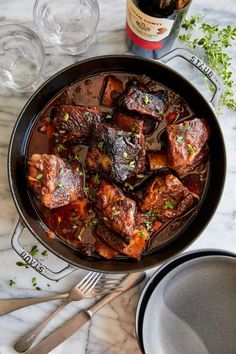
[24,272,146,354]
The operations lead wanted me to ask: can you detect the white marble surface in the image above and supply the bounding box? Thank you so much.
[0,0,236,353]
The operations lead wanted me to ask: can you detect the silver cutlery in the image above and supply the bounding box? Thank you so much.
[14,272,122,352]
[20,272,146,354]
[0,271,107,316]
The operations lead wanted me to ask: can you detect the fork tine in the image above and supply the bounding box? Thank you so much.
[78,272,100,292]
[77,271,93,288]
[82,272,103,294]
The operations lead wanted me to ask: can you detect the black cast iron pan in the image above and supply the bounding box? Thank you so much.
[8,48,226,280]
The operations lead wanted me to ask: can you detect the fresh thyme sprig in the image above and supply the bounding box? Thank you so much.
[179,15,236,111]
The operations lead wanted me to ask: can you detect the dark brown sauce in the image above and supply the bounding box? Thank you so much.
[27,72,208,258]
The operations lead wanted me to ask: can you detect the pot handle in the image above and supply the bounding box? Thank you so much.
[11,220,77,281]
[159,48,222,108]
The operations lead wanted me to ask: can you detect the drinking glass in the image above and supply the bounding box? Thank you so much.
[0,25,45,94]
[33,0,100,55]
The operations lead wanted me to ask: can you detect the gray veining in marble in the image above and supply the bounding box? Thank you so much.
[0,0,236,353]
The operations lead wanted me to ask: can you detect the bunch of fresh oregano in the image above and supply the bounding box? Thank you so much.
[179,15,236,111]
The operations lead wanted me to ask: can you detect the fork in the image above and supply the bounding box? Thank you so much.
[14,272,122,352]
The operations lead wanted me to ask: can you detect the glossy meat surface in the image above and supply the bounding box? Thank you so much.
[137,174,196,221]
[86,122,145,183]
[28,154,84,209]
[167,118,210,170]
[117,80,169,120]
[100,75,124,107]
[52,105,104,144]
[96,180,137,238]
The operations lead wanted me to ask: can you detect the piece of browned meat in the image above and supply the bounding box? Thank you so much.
[117,80,169,120]
[114,112,155,135]
[137,174,196,221]
[167,118,210,171]
[94,223,146,260]
[148,151,168,171]
[86,122,146,183]
[28,154,84,209]
[96,180,137,238]
[174,147,208,177]
[94,211,163,260]
[100,75,124,107]
[52,105,104,144]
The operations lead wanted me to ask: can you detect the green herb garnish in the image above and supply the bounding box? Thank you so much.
[124,183,134,191]
[41,250,48,257]
[176,136,185,144]
[97,141,104,150]
[179,16,236,111]
[128,161,135,170]
[143,95,150,104]
[181,125,189,132]
[57,183,64,190]
[146,210,157,220]
[56,144,66,152]
[144,220,152,230]
[36,287,42,291]
[64,113,69,121]
[163,200,175,209]
[32,277,37,287]
[16,261,29,268]
[138,230,146,238]
[93,173,100,185]
[187,144,195,155]
[30,245,39,257]
[36,173,43,180]
[59,168,64,175]
[137,174,145,179]
[123,152,128,158]
[106,113,112,119]
[9,279,16,286]
[113,210,122,216]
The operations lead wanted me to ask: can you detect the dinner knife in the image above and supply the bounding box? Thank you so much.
[24,272,146,354]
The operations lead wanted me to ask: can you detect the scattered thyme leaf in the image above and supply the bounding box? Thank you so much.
[36,173,43,180]
[93,173,100,185]
[30,245,39,257]
[123,152,128,158]
[163,200,175,209]
[56,144,66,152]
[97,141,104,150]
[59,168,64,175]
[124,182,134,191]
[57,183,64,190]
[187,144,195,155]
[16,262,29,268]
[32,277,37,287]
[41,250,48,257]
[64,113,69,121]
[143,95,150,104]
[137,174,145,179]
[181,125,189,132]
[9,279,16,286]
[176,136,185,144]
[36,287,42,291]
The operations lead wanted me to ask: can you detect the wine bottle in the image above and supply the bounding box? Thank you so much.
[126,0,192,59]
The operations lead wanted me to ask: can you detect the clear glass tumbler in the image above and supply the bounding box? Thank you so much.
[0,24,45,94]
[33,0,100,55]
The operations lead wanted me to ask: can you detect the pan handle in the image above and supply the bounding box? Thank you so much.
[11,220,77,281]
[159,48,222,108]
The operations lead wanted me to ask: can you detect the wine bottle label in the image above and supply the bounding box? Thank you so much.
[126,0,174,49]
